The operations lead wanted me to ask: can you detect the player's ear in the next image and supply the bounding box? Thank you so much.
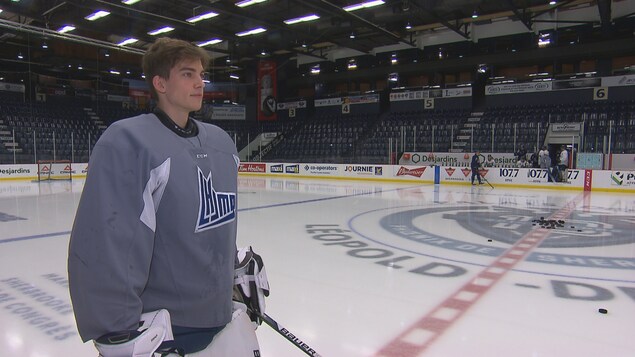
[152,75,167,94]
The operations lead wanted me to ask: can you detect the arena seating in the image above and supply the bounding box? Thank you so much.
[1,92,634,165]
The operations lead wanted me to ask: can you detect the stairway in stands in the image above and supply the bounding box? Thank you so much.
[450,111,483,153]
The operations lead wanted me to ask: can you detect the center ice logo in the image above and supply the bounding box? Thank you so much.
[195,167,236,232]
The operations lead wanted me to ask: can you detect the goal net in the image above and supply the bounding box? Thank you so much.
[37,160,73,181]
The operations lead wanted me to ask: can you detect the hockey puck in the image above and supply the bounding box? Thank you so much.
[598,308,608,314]
[487,239,492,242]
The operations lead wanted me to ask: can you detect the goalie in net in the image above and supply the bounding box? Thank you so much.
[37,160,73,181]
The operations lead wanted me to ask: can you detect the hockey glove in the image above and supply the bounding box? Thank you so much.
[94,309,176,357]
[234,246,270,325]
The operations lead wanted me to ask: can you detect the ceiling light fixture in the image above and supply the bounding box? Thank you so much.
[197,38,223,47]
[117,38,138,46]
[186,11,219,23]
[284,14,320,25]
[344,0,385,12]
[236,0,267,8]
[230,74,240,80]
[148,26,175,35]
[472,10,478,19]
[236,27,266,37]
[57,25,76,33]
[349,32,356,39]
[85,10,110,21]
[122,0,143,5]
[405,22,412,30]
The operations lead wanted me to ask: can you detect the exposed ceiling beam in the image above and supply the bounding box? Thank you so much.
[407,1,470,40]
[506,0,533,31]
[0,18,145,55]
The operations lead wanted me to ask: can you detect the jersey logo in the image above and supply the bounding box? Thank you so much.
[195,167,236,233]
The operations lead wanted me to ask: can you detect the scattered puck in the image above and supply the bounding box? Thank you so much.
[571,226,575,228]
[598,308,608,314]
[578,230,582,232]
[487,239,493,242]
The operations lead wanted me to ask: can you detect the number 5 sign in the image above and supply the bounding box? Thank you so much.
[424,98,435,109]
[593,87,608,100]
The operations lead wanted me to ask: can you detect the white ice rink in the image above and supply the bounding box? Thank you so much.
[0,176,634,357]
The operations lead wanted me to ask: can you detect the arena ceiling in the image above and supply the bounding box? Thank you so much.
[0,0,628,83]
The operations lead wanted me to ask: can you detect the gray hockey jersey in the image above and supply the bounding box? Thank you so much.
[68,113,239,342]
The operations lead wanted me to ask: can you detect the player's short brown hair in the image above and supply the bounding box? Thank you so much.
[142,37,210,99]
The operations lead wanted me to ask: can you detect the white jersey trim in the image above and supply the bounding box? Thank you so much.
[140,158,171,232]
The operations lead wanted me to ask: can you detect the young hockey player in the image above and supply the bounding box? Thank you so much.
[68,37,268,356]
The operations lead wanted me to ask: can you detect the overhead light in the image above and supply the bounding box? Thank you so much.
[41,42,48,49]
[405,22,412,30]
[186,11,219,23]
[104,50,110,57]
[148,26,175,35]
[472,10,478,19]
[117,38,138,46]
[236,0,267,7]
[310,64,320,75]
[122,0,142,4]
[57,25,76,33]
[349,32,355,39]
[197,38,223,47]
[78,65,83,70]
[391,53,397,65]
[110,70,121,75]
[0,10,3,14]
[344,0,385,12]
[347,59,357,70]
[17,52,23,59]
[230,74,240,80]
[284,14,320,25]
[549,0,557,5]
[538,33,551,47]
[85,10,110,21]
[236,27,266,37]
[260,49,267,56]
[301,42,308,48]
